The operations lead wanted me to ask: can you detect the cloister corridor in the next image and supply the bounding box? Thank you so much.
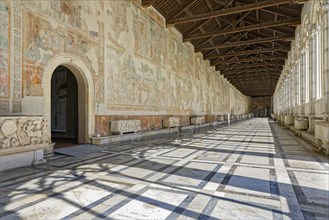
[0,118,328,220]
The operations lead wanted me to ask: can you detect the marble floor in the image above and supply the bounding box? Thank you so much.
[0,118,328,220]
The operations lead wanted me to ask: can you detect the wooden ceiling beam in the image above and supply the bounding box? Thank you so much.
[212,55,286,65]
[231,82,277,87]
[225,76,280,82]
[223,73,281,78]
[206,47,289,59]
[166,0,294,26]
[166,0,198,20]
[217,62,284,70]
[142,0,155,7]
[222,70,281,76]
[182,4,224,36]
[184,18,300,41]
[220,68,282,74]
[196,36,293,52]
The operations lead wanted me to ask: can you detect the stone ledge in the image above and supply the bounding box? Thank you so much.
[0,143,52,156]
[279,123,327,155]
[91,121,229,145]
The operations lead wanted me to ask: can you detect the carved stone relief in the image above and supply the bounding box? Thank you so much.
[110,120,141,135]
[0,117,51,149]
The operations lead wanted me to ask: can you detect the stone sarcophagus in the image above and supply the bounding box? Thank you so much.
[163,117,180,128]
[285,115,294,125]
[315,122,329,155]
[110,120,141,135]
[190,116,205,125]
[294,119,309,130]
[0,116,51,171]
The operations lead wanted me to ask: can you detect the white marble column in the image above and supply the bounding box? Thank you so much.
[300,50,306,105]
[290,70,294,113]
[294,63,299,113]
[321,3,329,119]
[307,25,318,132]
[309,25,318,105]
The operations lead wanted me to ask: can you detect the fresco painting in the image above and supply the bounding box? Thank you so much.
[24,63,43,96]
[0,1,10,98]
[105,1,129,50]
[2,0,250,115]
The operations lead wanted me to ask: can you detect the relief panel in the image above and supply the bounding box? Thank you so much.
[0,116,51,149]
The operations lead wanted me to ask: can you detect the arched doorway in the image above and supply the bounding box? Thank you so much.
[51,66,79,147]
[43,55,95,145]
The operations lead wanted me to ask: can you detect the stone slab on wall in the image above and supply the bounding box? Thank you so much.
[96,115,191,136]
[162,117,180,128]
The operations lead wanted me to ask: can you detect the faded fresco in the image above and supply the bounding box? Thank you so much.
[3,0,250,116]
[22,1,104,101]
[0,1,10,98]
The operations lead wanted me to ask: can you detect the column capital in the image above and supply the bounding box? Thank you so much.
[310,24,320,38]
[319,1,329,15]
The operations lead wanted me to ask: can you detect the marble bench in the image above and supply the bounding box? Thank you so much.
[162,117,180,128]
[110,120,141,135]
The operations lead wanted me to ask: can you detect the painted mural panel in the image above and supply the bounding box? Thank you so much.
[24,62,43,96]
[105,0,129,50]
[0,1,10,98]
[133,12,151,60]
[22,5,104,100]
[21,0,97,36]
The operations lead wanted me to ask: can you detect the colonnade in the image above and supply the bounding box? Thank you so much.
[273,0,329,154]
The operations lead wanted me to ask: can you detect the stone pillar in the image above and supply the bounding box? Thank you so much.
[299,49,306,115]
[307,114,316,133]
[294,63,299,115]
[309,25,318,105]
[323,3,329,118]
[290,69,294,113]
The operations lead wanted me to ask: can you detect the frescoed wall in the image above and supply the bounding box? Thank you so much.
[1,0,251,136]
[0,1,10,112]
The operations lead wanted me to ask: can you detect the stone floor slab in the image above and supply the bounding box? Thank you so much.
[1,118,328,220]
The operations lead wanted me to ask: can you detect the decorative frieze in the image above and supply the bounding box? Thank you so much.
[110,120,141,135]
[162,117,180,128]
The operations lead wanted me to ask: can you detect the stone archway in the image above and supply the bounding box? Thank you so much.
[43,54,95,143]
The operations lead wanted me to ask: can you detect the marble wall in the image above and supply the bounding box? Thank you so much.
[0,0,251,137]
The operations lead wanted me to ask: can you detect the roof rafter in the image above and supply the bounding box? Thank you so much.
[184,18,300,41]
[166,0,298,26]
[196,36,293,52]
[205,47,289,59]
